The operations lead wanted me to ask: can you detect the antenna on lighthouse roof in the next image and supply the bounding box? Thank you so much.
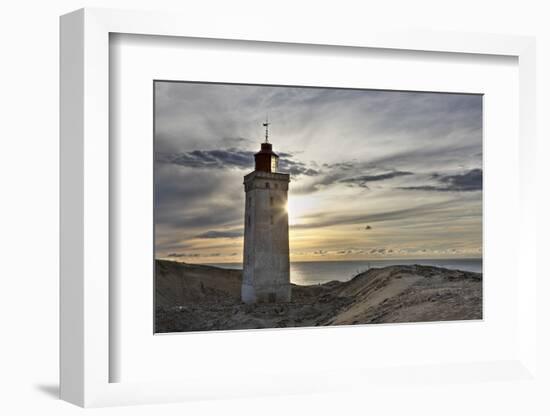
[262,115,270,143]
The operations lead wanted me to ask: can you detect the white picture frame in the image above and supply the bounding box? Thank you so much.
[60,8,538,408]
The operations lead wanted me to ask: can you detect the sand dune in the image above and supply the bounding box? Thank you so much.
[155,260,241,307]
[155,259,482,333]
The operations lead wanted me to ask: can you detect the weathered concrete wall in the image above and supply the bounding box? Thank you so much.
[242,171,291,303]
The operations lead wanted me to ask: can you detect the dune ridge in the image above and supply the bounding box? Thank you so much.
[155,259,482,332]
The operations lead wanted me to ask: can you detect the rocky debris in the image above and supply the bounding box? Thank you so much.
[155,260,482,333]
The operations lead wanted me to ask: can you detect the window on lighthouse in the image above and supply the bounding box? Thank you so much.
[271,155,278,172]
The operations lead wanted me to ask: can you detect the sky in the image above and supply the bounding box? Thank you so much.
[154,81,482,264]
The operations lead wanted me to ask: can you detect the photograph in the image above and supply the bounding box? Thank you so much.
[154,81,483,333]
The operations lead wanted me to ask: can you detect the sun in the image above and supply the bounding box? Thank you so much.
[286,195,317,226]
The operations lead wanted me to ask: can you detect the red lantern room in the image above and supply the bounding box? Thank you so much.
[254,119,279,173]
[254,142,279,173]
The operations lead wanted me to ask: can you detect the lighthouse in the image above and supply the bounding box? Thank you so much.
[241,120,291,304]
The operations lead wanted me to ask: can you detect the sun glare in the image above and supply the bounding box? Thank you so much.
[287,195,317,226]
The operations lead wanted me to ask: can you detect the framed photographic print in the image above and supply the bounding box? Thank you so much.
[153,81,483,334]
[60,8,538,408]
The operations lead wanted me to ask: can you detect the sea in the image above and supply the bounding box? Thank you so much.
[207,258,482,286]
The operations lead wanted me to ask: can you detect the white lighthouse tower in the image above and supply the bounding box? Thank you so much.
[241,120,291,304]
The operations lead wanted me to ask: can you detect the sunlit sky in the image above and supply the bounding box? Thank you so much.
[154,81,482,263]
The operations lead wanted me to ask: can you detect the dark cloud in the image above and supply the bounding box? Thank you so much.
[323,161,356,171]
[439,169,482,191]
[194,230,243,239]
[156,149,253,170]
[298,165,409,195]
[156,148,320,177]
[340,171,413,188]
[293,162,418,194]
[336,248,366,255]
[367,248,387,254]
[399,169,482,192]
[167,252,223,258]
[292,172,348,194]
[278,158,321,176]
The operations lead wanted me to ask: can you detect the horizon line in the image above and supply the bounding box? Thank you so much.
[156,256,483,264]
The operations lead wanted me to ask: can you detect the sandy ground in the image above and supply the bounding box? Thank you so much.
[155,259,482,333]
